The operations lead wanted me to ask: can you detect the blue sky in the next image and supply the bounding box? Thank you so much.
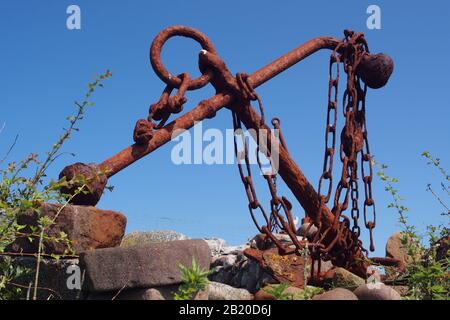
[0,1,449,257]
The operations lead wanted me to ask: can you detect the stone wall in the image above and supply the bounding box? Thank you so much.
[4,204,410,300]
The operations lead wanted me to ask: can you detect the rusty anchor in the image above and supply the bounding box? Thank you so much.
[59,25,395,278]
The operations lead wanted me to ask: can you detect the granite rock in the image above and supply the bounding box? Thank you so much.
[312,288,358,300]
[121,230,188,248]
[354,283,402,300]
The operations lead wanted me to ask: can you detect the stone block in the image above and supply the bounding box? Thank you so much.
[80,239,211,292]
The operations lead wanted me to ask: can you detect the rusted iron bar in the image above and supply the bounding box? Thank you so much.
[248,37,340,88]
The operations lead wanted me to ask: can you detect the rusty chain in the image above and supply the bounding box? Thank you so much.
[317,44,341,206]
[133,72,191,145]
[231,73,306,254]
[312,30,377,272]
[229,30,379,277]
[309,46,342,272]
[341,30,376,253]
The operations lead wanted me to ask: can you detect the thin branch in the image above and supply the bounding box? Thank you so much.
[422,151,450,182]
[33,184,86,300]
[8,281,63,300]
[0,134,19,164]
[0,251,78,259]
[29,71,111,188]
[441,182,450,197]
[426,184,450,213]
[111,283,127,300]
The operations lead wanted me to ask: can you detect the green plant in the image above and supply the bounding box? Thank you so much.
[375,156,449,300]
[299,246,325,299]
[301,286,324,300]
[0,256,30,300]
[174,257,211,300]
[0,70,112,300]
[375,161,423,262]
[422,151,450,217]
[300,246,310,288]
[263,283,290,300]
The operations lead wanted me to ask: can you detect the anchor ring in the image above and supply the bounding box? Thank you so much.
[150,25,217,90]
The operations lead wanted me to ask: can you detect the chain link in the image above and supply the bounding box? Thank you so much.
[313,30,377,267]
[317,47,341,205]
